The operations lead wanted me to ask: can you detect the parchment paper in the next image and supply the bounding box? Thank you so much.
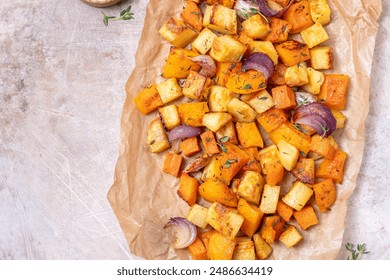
[107,0,382,260]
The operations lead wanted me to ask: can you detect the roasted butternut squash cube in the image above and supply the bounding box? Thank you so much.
[235,30,254,56]
[210,35,246,62]
[207,202,244,240]
[226,70,267,94]
[313,178,337,212]
[147,118,170,153]
[318,74,349,110]
[275,40,311,67]
[277,139,299,171]
[253,233,272,260]
[331,109,346,129]
[283,0,314,34]
[242,147,262,173]
[183,70,213,100]
[178,173,199,206]
[237,171,265,204]
[260,215,285,244]
[178,102,210,126]
[309,0,331,25]
[259,184,281,214]
[159,17,198,48]
[276,200,294,222]
[215,61,242,87]
[188,237,207,260]
[134,85,163,114]
[216,121,238,144]
[192,28,218,55]
[301,22,329,48]
[181,0,203,32]
[240,90,275,115]
[202,112,233,132]
[200,130,220,156]
[227,98,258,122]
[293,205,319,230]
[208,85,235,112]
[237,198,264,237]
[269,123,312,155]
[219,143,250,183]
[163,152,183,177]
[291,157,315,184]
[285,62,309,87]
[186,203,209,228]
[272,85,297,110]
[282,181,313,211]
[163,47,201,79]
[180,137,201,157]
[309,134,336,159]
[236,122,264,149]
[159,104,181,130]
[208,232,236,260]
[309,46,333,70]
[301,67,325,94]
[279,225,303,247]
[203,4,237,35]
[201,230,216,259]
[256,108,287,133]
[259,145,285,186]
[199,179,238,207]
[242,14,271,39]
[316,149,347,183]
[156,78,183,104]
[249,41,279,65]
[265,17,292,43]
[232,238,256,260]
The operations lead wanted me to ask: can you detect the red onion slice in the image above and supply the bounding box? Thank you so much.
[257,0,295,18]
[168,125,202,142]
[242,52,274,79]
[187,55,216,77]
[164,217,197,249]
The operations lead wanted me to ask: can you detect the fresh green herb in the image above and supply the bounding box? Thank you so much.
[345,243,369,260]
[102,5,134,27]
[320,124,329,137]
[257,96,269,100]
[224,158,238,168]
[219,136,230,143]
[281,24,287,33]
[298,97,310,106]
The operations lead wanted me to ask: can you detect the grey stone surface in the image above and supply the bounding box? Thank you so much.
[0,0,388,259]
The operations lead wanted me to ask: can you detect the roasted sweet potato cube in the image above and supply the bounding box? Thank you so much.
[275,40,311,67]
[215,62,241,87]
[178,173,199,206]
[180,137,201,157]
[291,157,315,184]
[237,198,264,237]
[253,233,272,260]
[282,181,313,211]
[242,147,261,173]
[188,237,207,260]
[163,47,201,79]
[178,102,210,126]
[276,200,294,222]
[272,85,297,110]
[316,149,347,183]
[147,118,171,153]
[258,145,285,186]
[219,143,250,183]
[186,204,209,228]
[216,121,239,144]
[279,225,303,247]
[269,123,312,155]
[199,179,238,207]
[260,215,285,244]
[200,130,220,156]
[181,0,203,32]
[265,17,292,43]
[293,205,319,230]
[309,134,336,160]
[232,238,256,260]
[210,35,246,62]
[283,0,314,34]
[318,74,349,110]
[163,153,183,177]
[270,63,288,85]
[236,122,264,149]
[183,70,213,101]
[260,184,281,214]
[134,85,163,114]
[313,178,337,212]
[208,232,236,260]
[257,108,287,133]
[242,14,271,39]
[159,17,198,48]
[203,4,237,35]
[300,22,329,48]
[237,171,265,204]
[226,70,267,94]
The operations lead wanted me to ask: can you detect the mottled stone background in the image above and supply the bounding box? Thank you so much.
[0,0,388,259]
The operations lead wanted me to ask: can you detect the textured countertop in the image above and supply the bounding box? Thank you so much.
[0,0,389,259]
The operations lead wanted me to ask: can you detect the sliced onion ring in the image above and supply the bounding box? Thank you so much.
[257,0,295,18]
[293,102,336,137]
[168,125,202,142]
[242,52,274,79]
[164,217,197,249]
[187,55,216,77]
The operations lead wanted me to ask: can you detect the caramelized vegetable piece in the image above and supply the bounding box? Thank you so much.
[283,1,314,34]
[208,232,236,260]
[276,200,294,222]
[200,130,220,156]
[265,17,292,43]
[178,102,210,127]
[180,0,203,32]
[210,35,246,62]
[178,173,199,206]
[291,157,315,185]
[316,149,347,183]
[279,225,303,247]
[237,198,264,237]
[199,179,238,207]
[163,47,201,79]
[309,134,336,160]
[253,233,273,260]
[282,181,313,211]
[313,178,337,212]
[318,74,349,110]
[186,204,209,229]
[293,205,319,230]
[233,237,256,260]
[272,85,297,110]
[259,145,285,186]
[237,171,265,204]
[269,123,311,155]
[163,153,183,177]
[260,215,285,244]
[180,137,202,157]
[188,237,208,260]
[236,122,264,148]
[148,118,171,153]
[134,85,163,114]
[225,70,267,94]
[257,108,287,133]
[203,4,238,35]
[275,40,311,66]
[159,17,198,48]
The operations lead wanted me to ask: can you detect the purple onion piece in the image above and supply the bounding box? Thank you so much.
[164,217,197,249]
[234,0,261,20]
[257,0,295,18]
[242,52,274,79]
[168,125,202,142]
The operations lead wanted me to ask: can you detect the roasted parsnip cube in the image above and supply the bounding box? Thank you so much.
[253,233,272,260]
[210,35,247,62]
[236,122,264,149]
[300,22,329,48]
[259,144,285,186]
[181,0,203,32]
[237,171,265,204]
[283,0,314,34]
[202,112,233,132]
[275,40,310,67]
[201,155,222,181]
[309,0,331,25]
[208,232,236,260]
[178,102,210,126]
[331,109,346,129]
[232,238,256,260]
[207,202,244,240]
[134,84,164,115]
[260,215,285,244]
[282,181,313,211]
[159,105,181,130]
[156,78,183,104]
[309,46,333,70]
[199,179,238,207]
[240,90,275,114]
[259,184,281,214]
[301,67,325,94]
[284,62,309,87]
[277,139,299,171]
[163,47,201,79]
[192,28,218,54]
[241,14,271,39]
[226,70,267,94]
[203,4,238,35]
[178,173,199,206]
[227,98,257,123]
[249,41,279,65]
[147,118,170,153]
[237,198,264,237]
[208,85,235,112]
[216,121,238,144]
[313,178,337,212]
[265,17,292,43]
[279,225,303,247]
[186,203,209,229]
[183,70,213,100]
[159,17,198,48]
[293,205,319,230]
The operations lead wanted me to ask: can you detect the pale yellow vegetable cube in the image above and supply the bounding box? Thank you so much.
[202,112,233,132]
[240,90,275,114]
[147,118,170,153]
[232,239,256,260]
[158,105,181,130]
[277,139,299,171]
[159,17,198,48]
[237,171,265,205]
[186,204,209,229]
[208,86,235,112]
[203,4,237,35]
[241,14,271,39]
[331,109,346,129]
[309,0,331,25]
[310,46,333,70]
[201,155,221,181]
[227,98,257,123]
[216,121,238,144]
[279,225,303,248]
[259,184,281,214]
[301,67,325,95]
[192,28,218,55]
[282,181,313,211]
[253,233,272,260]
[182,71,212,100]
[249,41,279,65]
[285,62,309,87]
[210,35,247,63]
[300,22,329,48]
[156,78,183,104]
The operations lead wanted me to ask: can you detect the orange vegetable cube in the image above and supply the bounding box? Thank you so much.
[226,70,267,94]
[180,0,203,32]
[310,134,336,160]
[236,122,264,148]
[188,237,207,260]
[269,123,311,155]
[177,173,199,206]
[276,200,294,222]
[237,198,264,238]
[180,137,202,157]
[265,17,292,43]
[316,149,347,184]
[283,0,314,34]
[270,63,288,86]
[215,62,241,87]
[272,85,297,110]
[291,157,315,185]
[242,147,261,173]
[162,47,201,79]
[201,230,217,259]
[178,102,210,127]
[257,108,287,133]
[293,205,319,230]
[318,74,349,110]
[313,178,337,212]
[219,143,250,184]
[134,85,163,114]
[260,215,285,244]
[275,40,311,67]
[198,179,238,207]
[163,153,183,177]
[258,145,285,186]
[208,232,236,260]
[200,130,220,156]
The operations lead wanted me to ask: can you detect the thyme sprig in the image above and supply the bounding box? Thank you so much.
[345,243,370,260]
[102,5,134,27]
